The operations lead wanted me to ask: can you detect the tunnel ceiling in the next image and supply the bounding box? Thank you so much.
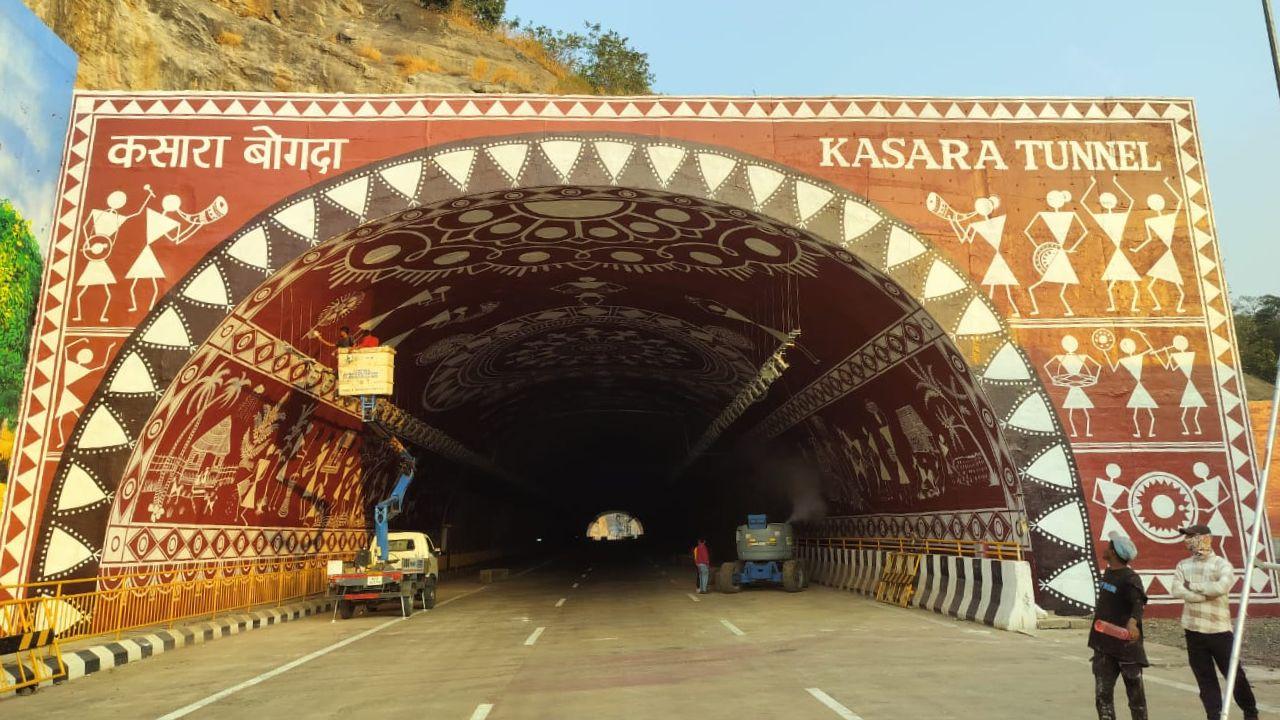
[242,186,923,476]
[20,95,1272,619]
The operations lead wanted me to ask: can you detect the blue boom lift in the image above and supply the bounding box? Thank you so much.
[327,370,434,619]
[717,514,807,593]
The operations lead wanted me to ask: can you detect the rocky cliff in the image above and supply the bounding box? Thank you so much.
[22,0,565,93]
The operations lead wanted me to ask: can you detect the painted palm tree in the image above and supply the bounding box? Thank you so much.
[169,366,251,464]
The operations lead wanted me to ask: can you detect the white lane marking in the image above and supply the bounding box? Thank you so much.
[806,688,863,720]
[555,598,566,608]
[571,582,579,589]
[687,593,700,602]
[523,626,546,646]
[157,617,403,719]
[155,578,500,719]
[719,618,745,636]
[580,573,588,578]
[1057,656,1279,711]
[469,704,494,720]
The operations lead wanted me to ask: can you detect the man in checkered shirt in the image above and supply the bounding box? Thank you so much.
[1169,524,1259,720]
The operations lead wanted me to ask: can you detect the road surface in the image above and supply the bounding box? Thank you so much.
[7,553,1279,719]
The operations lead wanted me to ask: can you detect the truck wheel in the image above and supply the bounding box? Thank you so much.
[782,560,803,592]
[338,599,354,619]
[718,562,740,593]
[422,579,437,610]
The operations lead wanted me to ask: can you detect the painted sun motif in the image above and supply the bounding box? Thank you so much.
[315,291,364,326]
[1128,471,1195,541]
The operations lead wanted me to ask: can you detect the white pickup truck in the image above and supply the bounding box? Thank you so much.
[328,531,441,619]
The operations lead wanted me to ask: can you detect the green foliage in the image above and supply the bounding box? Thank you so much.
[421,0,507,29]
[1234,294,1280,381]
[515,21,653,94]
[0,200,43,424]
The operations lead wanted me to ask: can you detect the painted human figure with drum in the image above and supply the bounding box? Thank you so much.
[75,186,154,322]
[1095,329,1159,438]
[1081,176,1142,313]
[1044,334,1102,437]
[1025,189,1088,316]
[1133,178,1186,314]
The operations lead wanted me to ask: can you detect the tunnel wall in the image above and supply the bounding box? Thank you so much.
[0,93,1274,615]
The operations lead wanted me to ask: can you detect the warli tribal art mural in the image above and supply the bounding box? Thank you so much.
[0,93,1275,617]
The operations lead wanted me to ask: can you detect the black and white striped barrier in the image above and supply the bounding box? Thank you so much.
[799,545,1037,633]
[1,598,334,695]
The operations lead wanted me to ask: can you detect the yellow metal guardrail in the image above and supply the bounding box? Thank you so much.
[797,535,1024,561]
[0,553,350,693]
[874,551,922,607]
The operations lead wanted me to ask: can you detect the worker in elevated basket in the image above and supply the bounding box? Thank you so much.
[1170,524,1259,720]
[1088,531,1148,720]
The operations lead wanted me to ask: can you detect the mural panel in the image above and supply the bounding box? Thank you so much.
[0,93,1271,615]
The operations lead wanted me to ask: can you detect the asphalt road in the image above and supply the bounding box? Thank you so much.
[6,552,1279,720]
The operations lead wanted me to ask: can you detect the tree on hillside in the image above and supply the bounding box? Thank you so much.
[0,200,43,475]
[1234,295,1280,380]
[517,21,654,94]
[421,0,507,29]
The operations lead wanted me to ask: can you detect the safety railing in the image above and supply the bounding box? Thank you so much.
[0,553,351,650]
[797,535,1024,561]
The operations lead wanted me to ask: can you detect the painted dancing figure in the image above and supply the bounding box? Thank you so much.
[75,186,153,322]
[1081,176,1141,313]
[54,340,116,447]
[1045,335,1101,437]
[1154,334,1205,435]
[1025,190,1088,316]
[1133,178,1186,313]
[1098,332,1158,438]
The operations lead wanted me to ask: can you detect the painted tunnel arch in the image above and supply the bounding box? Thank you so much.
[31,132,1098,613]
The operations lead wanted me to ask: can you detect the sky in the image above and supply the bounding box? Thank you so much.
[0,0,77,257]
[507,0,1280,300]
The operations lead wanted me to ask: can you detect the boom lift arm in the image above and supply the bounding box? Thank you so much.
[365,413,416,566]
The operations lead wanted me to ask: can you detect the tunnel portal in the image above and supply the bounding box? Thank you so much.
[3,94,1275,619]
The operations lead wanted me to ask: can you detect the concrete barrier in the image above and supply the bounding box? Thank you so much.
[912,554,1037,634]
[478,568,510,584]
[798,545,1037,633]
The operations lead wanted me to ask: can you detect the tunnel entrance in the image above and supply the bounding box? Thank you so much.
[38,133,1096,615]
[587,512,644,541]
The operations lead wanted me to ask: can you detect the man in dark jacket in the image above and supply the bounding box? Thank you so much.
[1089,531,1148,720]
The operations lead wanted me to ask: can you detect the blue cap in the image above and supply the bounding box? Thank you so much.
[1108,531,1139,562]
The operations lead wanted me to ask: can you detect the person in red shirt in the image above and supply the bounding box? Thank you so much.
[357,332,380,348]
[692,539,711,594]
